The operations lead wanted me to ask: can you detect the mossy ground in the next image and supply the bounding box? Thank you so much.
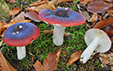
[0,0,103,71]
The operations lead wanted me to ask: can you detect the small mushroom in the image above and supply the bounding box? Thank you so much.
[80,28,111,63]
[38,7,86,46]
[2,22,39,60]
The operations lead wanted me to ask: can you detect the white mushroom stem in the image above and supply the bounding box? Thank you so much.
[16,46,26,60]
[53,25,65,46]
[80,36,101,63]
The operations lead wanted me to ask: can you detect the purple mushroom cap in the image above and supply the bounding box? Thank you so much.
[38,7,86,27]
[2,22,39,47]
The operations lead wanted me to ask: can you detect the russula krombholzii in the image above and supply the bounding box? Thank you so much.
[38,7,86,46]
[2,22,39,60]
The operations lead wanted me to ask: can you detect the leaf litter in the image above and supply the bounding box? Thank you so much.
[0,0,113,71]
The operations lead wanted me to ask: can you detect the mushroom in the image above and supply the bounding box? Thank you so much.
[80,28,111,63]
[2,22,39,60]
[38,7,86,46]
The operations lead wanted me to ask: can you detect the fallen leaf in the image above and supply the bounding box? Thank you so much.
[24,11,41,22]
[41,30,70,37]
[9,7,22,16]
[3,24,13,28]
[103,13,109,19]
[0,22,4,34]
[56,0,74,5]
[0,51,17,71]
[0,30,6,37]
[67,51,82,67]
[80,0,93,4]
[103,0,111,3]
[7,0,16,3]
[21,20,31,23]
[35,1,55,11]
[26,1,55,12]
[110,37,113,42]
[3,20,31,28]
[0,41,3,47]
[29,1,48,7]
[102,24,113,34]
[88,13,98,22]
[87,0,109,13]
[93,17,113,28]
[34,60,43,71]
[10,12,25,22]
[107,10,113,16]
[34,49,61,71]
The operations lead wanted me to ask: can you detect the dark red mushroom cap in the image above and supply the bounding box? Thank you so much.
[2,22,39,47]
[38,7,86,27]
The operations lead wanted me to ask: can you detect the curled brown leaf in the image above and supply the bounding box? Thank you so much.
[10,7,22,16]
[0,22,4,34]
[0,51,17,71]
[93,17,113,28]
[35,1,55,11]
[24,11,41,22]
[34,49,61,71]
[67,51,82,67]
[26,1,55,12]
[102,24,113,34]
[88,13,98,22]
[10,12,25,22]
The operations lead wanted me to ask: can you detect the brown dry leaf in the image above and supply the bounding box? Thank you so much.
[7,0,16,3]
[102,24,113,34]
[30,1,48,7]
[67,51,82,67]
[34,49,61,71]
[26,1,55,12]
[111,37,113,42]
[41,30,70,37]
[35,1,55,12]
[9,7,22,16]
[0,22,4,34]
[3,24,14,28]
[56,0,73,5]
[88,13,98,22]
[87,0,109,13]
[21,20,31,22]
[10,12,25,22]
[3,20,31,28]
[34,60,43,71]
[80,0,93,4]
[0,41,3,47]
[107,10,113,16]
[24,11,41,22]
[0,30,6,37]
[103,0,111,3]
[0,51,17,71]
[93,17,113,28]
